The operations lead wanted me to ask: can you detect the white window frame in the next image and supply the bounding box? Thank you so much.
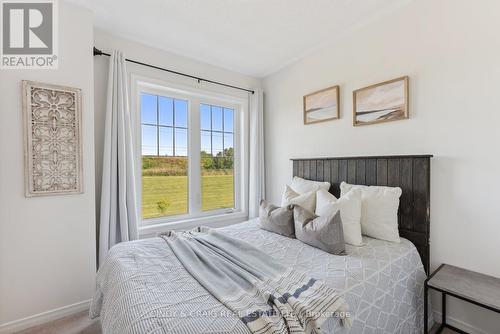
[131,74,249,232]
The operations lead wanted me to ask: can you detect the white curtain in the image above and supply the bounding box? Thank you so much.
[99,50,138,265]
[248,88,265,218]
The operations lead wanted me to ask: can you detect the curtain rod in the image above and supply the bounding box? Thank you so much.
[93,47,255,95]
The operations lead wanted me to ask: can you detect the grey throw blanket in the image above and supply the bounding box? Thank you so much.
[160,227,350,334]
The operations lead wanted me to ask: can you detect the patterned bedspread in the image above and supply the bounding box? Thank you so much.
[91,219,427,334]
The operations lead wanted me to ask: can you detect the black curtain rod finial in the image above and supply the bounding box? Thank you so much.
[93,47,110,57]
[91,46,255,94]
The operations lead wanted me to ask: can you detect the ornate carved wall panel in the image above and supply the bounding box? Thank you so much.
[23,81,83,196]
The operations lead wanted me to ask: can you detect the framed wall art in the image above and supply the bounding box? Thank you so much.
[353,76,409,126]
[23,81,83,197]
[303,85,339,124]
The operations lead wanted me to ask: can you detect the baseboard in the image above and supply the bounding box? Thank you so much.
[433,310,487,334]
[0,299,90,334]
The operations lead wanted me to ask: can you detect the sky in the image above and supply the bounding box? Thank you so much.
[141,93,233,157]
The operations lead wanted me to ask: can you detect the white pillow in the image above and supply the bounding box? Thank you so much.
[281,185,316,213]
[290,176,330,194]
[315,188,363,246]
[340,182,402,243]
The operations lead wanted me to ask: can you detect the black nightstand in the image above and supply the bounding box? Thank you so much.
[424,264,500,333]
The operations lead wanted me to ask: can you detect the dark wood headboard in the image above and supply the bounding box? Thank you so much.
[291,155,432,274]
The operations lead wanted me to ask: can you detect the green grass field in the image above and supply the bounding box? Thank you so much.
[142,175,234,219]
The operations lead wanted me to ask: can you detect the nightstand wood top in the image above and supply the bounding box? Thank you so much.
[427,264,500,311]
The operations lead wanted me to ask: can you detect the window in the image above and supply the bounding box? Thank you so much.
[141,94,189,219]
[137,81,245,224]
[200,104,234,211]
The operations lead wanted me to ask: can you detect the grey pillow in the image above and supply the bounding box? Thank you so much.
[293,206,345,255]
[259,200,295,238]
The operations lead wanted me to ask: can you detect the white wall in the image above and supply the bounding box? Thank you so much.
[262,0,500,332]
[0,2,96,332]
[93,29,261,234]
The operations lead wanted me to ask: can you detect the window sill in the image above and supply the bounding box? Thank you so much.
[138,211,248,238]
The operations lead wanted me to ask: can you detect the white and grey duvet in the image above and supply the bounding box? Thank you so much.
[91,219,427,333]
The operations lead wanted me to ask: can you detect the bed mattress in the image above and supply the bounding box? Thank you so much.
[91,219,427,333]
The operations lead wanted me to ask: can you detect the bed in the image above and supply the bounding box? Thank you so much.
[91,155,432,333]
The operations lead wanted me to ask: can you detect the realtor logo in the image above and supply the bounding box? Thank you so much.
[1,0,58,69]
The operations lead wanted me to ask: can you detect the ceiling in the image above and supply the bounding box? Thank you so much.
[67,0,410,78]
